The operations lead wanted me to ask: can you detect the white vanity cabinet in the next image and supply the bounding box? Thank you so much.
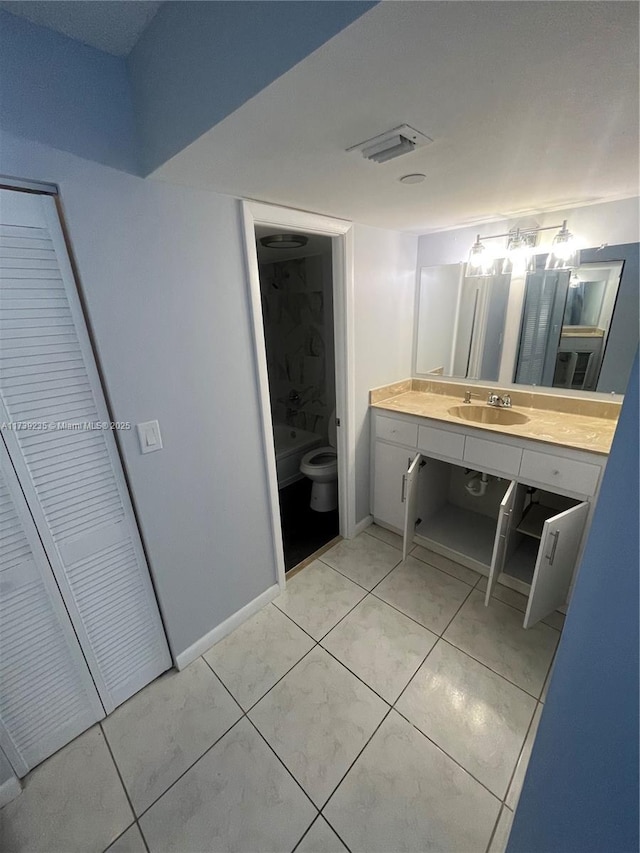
[371,410,606,628]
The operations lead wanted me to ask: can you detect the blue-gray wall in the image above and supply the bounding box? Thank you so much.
[0,10,138,173]
[588,243,639,394]
[508,351,639,853]
[128,1,377,175]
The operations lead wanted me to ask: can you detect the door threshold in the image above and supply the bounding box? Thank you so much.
[286,535,342,580]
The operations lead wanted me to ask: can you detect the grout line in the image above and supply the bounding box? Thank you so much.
[99,722,138,823]
[238,644,318,716]
[315,552,402,592]
[389,706,503,805]
[409,546,484,587]
[318,644,393,709]
[244,716,320,815]
[362,527,403,552]
[133,715,246,822]
[440,636,544,702]
[319,706,393,815]
[200,655,249,715]
[484,804,505,853]
[390,636,441,709]
[102,820,137,853]
[136,820,151,853]
[290,815,322,853]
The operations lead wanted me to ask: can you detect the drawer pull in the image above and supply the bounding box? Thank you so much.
[401,474,407,503]
[546,530,560,565]
[552,469,560,476]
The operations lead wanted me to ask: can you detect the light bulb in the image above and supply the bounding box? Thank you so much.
[545,221,580,270]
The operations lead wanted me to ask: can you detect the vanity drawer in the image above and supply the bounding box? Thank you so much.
[520,450,600,496]
[376,416,418,447]
[464,436,522,476]
[418,425,464,460]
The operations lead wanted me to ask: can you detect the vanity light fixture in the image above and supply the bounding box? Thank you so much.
[259,234,309,249]
[467,235,497,276]
[501,229,538,275]
[466,220,580,277]
[545,220,580,271]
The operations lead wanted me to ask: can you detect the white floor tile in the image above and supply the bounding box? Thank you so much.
[324,710,500,853]
[444,590,559,696]
[106,824,146,853]
[249,646,387,806]
[506,703,543,810]
[364,524,403,551]
[411,545,482,586]
[273,560,366,640]
[139,718,316,853]
[321,596,437,703]
[204,603,315,709]
[0,727,132,853]
[295,817,348,852]
[396,641,536,798]
[374,556,472,634]
[102,657,241,815]
[319,533,401,590]
[477,577,566,630]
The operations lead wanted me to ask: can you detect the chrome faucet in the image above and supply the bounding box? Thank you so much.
[487,391,512,408]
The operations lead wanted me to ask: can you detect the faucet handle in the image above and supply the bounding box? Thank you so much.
[502,394,512,408]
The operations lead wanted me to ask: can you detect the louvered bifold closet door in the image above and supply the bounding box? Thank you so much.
[0,440,104,776]
[0,188,171,713]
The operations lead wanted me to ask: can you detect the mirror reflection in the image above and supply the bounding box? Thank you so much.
[415,245,638,394]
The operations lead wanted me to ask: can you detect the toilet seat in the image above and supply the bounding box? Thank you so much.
[300,446,337,472]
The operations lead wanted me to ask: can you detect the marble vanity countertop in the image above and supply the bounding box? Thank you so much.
[370,379,621,455]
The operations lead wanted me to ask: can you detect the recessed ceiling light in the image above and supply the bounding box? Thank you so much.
[399,174,426,185]
[259,234,309,249]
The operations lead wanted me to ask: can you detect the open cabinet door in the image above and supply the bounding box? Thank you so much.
[485,481,517,606]
[524,502,589,628]
[402,453,423,561]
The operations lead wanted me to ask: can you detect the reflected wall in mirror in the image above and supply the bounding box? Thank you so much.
[414,243,638,394]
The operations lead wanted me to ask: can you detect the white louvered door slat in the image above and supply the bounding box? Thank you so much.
[0,441,104,776]
[0,189,171,714]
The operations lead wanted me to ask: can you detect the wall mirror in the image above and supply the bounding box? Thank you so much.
[414,243,638,395]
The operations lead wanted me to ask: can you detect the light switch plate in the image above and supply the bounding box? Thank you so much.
[137,420,163,454]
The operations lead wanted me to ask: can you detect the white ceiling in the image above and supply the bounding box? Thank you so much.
[156,1,640,234]
[0,1,161,56]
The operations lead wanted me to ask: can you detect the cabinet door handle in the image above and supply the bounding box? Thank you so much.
[546,530,560,565]
[401,474,407,503]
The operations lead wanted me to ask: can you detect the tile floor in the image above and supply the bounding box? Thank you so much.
[1,526,562,853]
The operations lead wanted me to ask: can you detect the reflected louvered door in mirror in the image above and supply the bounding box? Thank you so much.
[0,441,104,775]
[0,188,171,716]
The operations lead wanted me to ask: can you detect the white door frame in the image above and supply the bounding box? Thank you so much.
[240,200,356,591]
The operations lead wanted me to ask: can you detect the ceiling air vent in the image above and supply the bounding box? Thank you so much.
[347,125,432,164]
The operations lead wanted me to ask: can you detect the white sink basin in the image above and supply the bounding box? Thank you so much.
[448,405,530,426]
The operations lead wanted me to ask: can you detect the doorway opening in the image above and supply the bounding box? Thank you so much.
[255,227,339,571]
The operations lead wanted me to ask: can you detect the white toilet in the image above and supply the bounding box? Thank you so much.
[299,412,338,512]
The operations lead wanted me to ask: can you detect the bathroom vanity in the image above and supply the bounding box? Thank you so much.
[369,381,619,629]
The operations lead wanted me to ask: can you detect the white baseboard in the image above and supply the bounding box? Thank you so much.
[0,775,21,808]
[351,515,373,538]
[175,583,280,670]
